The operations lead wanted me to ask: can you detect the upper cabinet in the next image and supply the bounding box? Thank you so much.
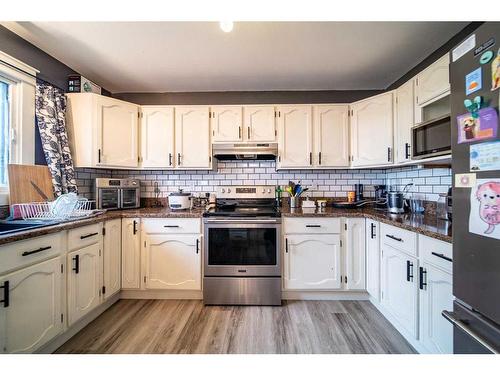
[140,106,175,169]
[394,80,415,164]
[175,106,212,169]
[415,54,450,106]
[211,106,243,142]
[277,105,313,169]
[243,105,277,142]
[313,105,349,168]
[67,93,140,169]
[350,92,394,167]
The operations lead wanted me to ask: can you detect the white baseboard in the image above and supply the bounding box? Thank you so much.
[36,293,120,354]
[120,289,203,299]
[283,290,369,300]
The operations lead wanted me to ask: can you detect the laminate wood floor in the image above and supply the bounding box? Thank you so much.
[56,299,416,354]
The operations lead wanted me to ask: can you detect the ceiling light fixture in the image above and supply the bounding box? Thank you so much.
[219,21,234,33]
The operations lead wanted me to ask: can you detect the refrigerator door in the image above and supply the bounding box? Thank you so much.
[450,22,500,325]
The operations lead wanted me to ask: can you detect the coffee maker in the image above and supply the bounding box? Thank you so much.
[374,185,388,209]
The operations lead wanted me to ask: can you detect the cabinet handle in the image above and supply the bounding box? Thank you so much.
[431,252,452,262]
[196,239,200,254]
[306,225,321,228]
[406,260,414,282]
[133,220,138,235]
[164,225,180,228]
[169,153,172,166]
[419,266,427,290]
[98,149,101,163]
[318,152,322,165]
[370,223,376,239]
[239,126,242,139]
[285,238,289,253]
[309,152,312,165]
[80,232,98,240]
[0,280,9,308]
[386,234,402,242]
[73,254,80,274]
[387,147,392,162]
[22,245,52,256]
[177,153,181,165]
[405,143,411,160]
[247,127,250,139]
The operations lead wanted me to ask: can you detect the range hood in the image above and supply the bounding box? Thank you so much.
[212,143,278,160]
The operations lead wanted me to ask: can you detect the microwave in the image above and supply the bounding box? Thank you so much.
[95,178,141,210]
[411,114,452,160]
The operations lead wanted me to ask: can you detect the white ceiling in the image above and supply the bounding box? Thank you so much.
[4,22,467,93]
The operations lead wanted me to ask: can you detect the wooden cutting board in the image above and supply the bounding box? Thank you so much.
[8,164,55,204]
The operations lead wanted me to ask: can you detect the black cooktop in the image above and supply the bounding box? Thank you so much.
[203,200,281,218]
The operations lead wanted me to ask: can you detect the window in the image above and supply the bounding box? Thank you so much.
[0,79,11,188]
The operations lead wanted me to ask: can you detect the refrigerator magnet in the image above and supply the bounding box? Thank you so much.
[455,173,476,188]
[457,107,498,144]
[480,50,494,65]
[465,67,482,95]
[470,141,500,172]
[492,53,500,91]
[469,178,500,239]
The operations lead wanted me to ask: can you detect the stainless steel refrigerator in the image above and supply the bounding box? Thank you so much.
[444,22,500,354]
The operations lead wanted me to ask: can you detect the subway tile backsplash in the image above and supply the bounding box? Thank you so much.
[75,162,451,202]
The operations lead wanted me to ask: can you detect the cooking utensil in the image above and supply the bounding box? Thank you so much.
[30,181,50,201]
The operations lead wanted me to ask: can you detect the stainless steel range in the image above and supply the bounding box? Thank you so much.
[203,186,281,306]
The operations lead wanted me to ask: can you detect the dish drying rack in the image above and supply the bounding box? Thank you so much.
[15,194,102,221]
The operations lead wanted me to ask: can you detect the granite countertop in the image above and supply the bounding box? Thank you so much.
[0,205,452,246]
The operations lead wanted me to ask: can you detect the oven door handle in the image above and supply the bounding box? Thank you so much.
[203,219,281,224]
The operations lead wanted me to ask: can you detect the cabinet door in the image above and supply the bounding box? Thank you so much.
[121,218,141,289]
[419,263,453,353]
[211,106,243,142]
[103,219,121,299]
[277,106,313,168]
[395,80,414,164]
[366,219,380,300]
[0,257,63,354]
[140,106,175,168]
[243,106,276,142]
[350,92,394,167]
[416,54,450,105]
[344,218,366,290]
[67,243,101,326]
[284,234,341,290]
[175,106,211,169]
[144,234,201,290]
[313,105,349,168]
[381,246,418,338]
[95,95,139,168]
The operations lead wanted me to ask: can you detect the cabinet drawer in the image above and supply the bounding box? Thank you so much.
[142,218,201,234]
[419,235,452,273]
[0,232,64,275]
[68,223,102,251]
[284,218,341,234]
[380,223,417,256]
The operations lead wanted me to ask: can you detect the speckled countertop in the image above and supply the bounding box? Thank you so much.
[0,205,452,246]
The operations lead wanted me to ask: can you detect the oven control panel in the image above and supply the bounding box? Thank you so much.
[217,185,275,199]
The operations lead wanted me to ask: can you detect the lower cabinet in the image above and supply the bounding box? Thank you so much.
[419,262,453,354]
[380,245,419,339]
[283,234,341,290]
[365,219,380,300]
[67,243,101,326]
[143,234,201,290]
[103,219,122,298]
[121,218,141,289]
[0,257,63,354]
[343,218,366,290]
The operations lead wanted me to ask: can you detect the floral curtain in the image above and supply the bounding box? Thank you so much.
[35,80,78,196]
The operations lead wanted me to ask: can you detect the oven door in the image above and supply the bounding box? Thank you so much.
[97,188,120,210]
[203,218,281,277]
[121,188,140,209]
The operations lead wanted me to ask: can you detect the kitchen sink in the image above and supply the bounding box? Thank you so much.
[0,221,54,235]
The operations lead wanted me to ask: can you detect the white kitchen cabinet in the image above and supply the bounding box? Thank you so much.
[419,262,453,354]
[121,218,141,289]
[343,218,366,290]
[0,257,63,354]
[350,92,394,167]
[415,54,450,106]
[284,234,341,290]
[277,105,313,168]
[313,105,349,168]
[175,106,212,169]
[103,219,121,299]
[144,234,201,290]
[243,105,276,142]
[67,243,101,326]
[211,106,243,142]
[395,80,414,164]
[381,245,418,339]
[140,106,175,169]
[365,219,380,300]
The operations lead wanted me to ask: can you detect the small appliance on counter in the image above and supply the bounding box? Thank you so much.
[374,184,388,209]
[387,183,413,214]
[168,189,193,210]
[95,178,140,210]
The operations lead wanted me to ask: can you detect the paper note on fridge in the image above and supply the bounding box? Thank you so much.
[457,107,498,143]
[469,178,500,240]
[470,141,500,172]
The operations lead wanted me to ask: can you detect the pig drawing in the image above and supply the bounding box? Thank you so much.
[476,182,500,235]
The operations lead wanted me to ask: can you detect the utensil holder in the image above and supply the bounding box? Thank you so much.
[290,197,297,208]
